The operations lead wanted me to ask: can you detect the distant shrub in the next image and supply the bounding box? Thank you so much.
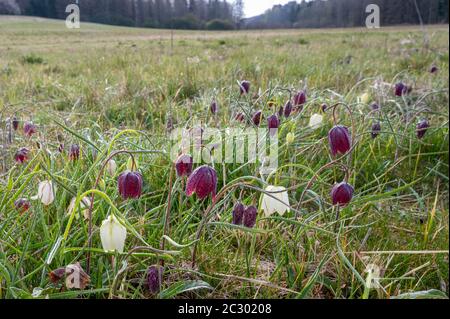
[206,19,235,31]
[171,14,202,30]
[298,38,310,45]
[21,54,44,65]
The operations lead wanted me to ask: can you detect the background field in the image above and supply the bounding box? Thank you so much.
[0,16,449,299]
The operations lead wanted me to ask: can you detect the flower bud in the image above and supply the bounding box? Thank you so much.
[69,144,80,161]
[286,132,295,144]
[14,198,30,214]
[14,147,29,164]
[331,182,354,207]
[293,90,306,107]
[186,165,217,200]
[100,215,127,253]
[243,206,257,228]
[118,171,143,199]
[23,121,37,137]
[147,265,162,294]
[284,101,293,118]
[232,202,245,225]
[328,125,351,156]
[321,103,328,112]
[371,121,381,139]
[252,110,262,126]
[175,154,193,177]
[239,80,250,95]
[416,119,430,139]
[58,143,65,153]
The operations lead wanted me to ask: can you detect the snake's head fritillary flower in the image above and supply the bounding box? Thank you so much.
[286,132,295,145]
[239,80,250,95]
[58,143,65,153]
[293,90,306,107]
[235,112,245,123]
[100,215,127,253]
[370,102,380,111]
[23,121,37,137]
[106,159,117,176]
[321,103,328,112]
[243,206,257,228]
[210,100,218,114]
[267,114,280,131]
[252,110,262,126]
[371,122,381,139]
[394,82,408,97]
[284,101,293,118]
[12,116,19,131]
[69,144,80,161]
[14,147,29,164]
[118,171,143,199]
[186,165,217,200]
[232,202,245,225]
[416,119,430,139]
[331,182,354,207]
[175,154,193,177]
[309,114,323,130]
[147,265,162,294]
[35,180,55,206]
[261,186,290,217]
[430,65,438,74]
[67,197,92,220]
[328,125,351,156]
[14,198,30,214]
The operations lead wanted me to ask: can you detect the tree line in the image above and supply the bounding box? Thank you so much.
[1,0,448,30]
[1,0,243,30]
[244,0,449,29]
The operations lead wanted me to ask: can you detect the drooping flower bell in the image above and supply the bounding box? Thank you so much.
[12,116,19,131]
[14,147,29,164]
[394,82,408,97]
[100,215,127,253]
[243,206,257,228]
[293,90,306,107]
[23,121,37,137]
[284,101,293,118]
[371,121,381,139]
[416,119,430,139]
[106,159,117,176]
[286,132,295,145]
[69,144,80,161]
[175,154,193,177]
[14,198,30,214]
[430,65,438,74]
[147,265,162,294]
[331,182,354,207]
[234,112,245,123]
[321,103,328,112]
[370,102,380,111]
[261,185,290,217]
[35,180,55,206]
[58,143,65,153]
[118,171,143,199]
[210,100,218,114]
[232,202,245,225]
[67,196,92,220]
[252,110,262,126]
[309,114,323,130]
[186,165,217,200]
[328,125,352,156]
[239,80,250,95]
[267,114,280,131]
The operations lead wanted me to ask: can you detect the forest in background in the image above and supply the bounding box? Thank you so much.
[0,0,448,30]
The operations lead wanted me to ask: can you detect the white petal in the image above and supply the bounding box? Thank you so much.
[261,186,290,217]
[38,181,55,206]
[309,114,323,130]
[100,215,127,253]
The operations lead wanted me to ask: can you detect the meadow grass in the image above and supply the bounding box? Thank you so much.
[0,17,448,299]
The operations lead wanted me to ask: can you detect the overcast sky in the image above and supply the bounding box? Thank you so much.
[244,0,295,17]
